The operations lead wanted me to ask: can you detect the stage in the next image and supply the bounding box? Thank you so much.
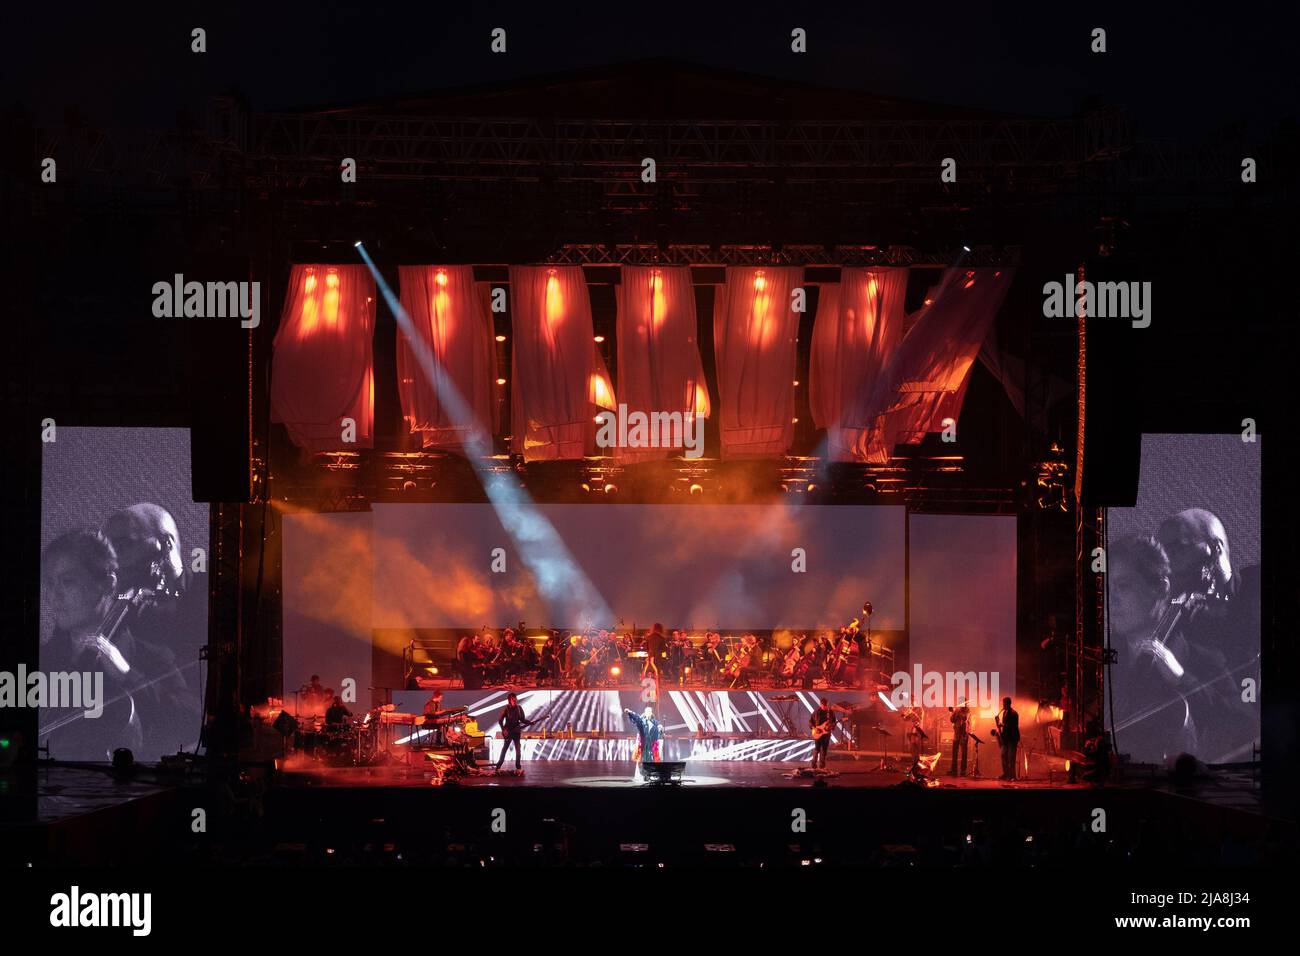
[5,758,1281,869]
[276,758,1077,790]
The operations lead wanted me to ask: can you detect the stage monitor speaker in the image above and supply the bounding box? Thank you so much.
[641,761,686,784]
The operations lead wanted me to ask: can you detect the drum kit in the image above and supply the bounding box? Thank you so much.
[294,713,380,766]
[290,704,475,768]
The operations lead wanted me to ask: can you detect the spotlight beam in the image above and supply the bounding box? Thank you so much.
[355,244,613,625]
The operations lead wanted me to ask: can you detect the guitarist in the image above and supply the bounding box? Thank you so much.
[494,692,535,773]
[810,698,837,769]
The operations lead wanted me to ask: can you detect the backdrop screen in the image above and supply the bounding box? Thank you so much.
[908,514,1017,710]
[39,428,208,761]
[371,503,904,631]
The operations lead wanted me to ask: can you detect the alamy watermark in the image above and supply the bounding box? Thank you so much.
[1042,275,1151,328]
[889,664,1001,710]
[0,666,103,718]
[50,886,151,936]
[595,404,704,459]
[151,274,260,328]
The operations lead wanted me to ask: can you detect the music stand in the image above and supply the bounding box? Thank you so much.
[968,732,985,779]
[874,725,897,771]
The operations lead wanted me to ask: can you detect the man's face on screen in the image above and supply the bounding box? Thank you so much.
[44,555,111,631]
[1158,509,1232,597]
[104,504,184,588]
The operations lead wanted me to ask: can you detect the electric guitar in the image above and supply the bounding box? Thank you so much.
[811,719,834,741]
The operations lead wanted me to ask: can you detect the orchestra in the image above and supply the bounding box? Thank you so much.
[435,618,892,692]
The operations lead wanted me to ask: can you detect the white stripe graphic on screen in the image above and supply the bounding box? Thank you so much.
[748,691,780,732]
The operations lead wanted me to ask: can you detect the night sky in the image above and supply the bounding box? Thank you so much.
[5,2,1294,139]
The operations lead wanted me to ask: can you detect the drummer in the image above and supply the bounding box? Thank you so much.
[324,695,352,728]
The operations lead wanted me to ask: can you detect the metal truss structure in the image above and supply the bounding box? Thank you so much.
[545,243,1019,267]
[30,97,1260,200]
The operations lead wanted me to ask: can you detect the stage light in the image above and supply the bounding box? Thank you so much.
[353,240,362,248]
[603,483,617,495]
[689,483,703,496]
[754,271,767,291]
[356,240,614,629]
[435,269,448,287]
[495,334,507,342]
[594,335,606,343]
[611,666,621,677]
[962,245,971,252]
[792,380,800,386]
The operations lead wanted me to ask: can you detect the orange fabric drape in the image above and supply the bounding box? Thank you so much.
[614,266,709,462]
[809,267,908,462]
[271,264,376,452]
[508,266,614,460]
[397,265,497,453]
[712,266,803,458]
[856,268,1014,463]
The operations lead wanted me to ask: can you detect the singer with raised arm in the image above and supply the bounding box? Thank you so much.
[624,705,664,782]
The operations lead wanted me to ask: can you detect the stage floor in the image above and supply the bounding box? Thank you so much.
[279,758,1079,790]
[5,759,1281,867]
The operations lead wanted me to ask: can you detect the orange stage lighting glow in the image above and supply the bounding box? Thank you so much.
[435,268,448,287]
[649,270,666,327]
[589,373,616,409]
[545,272,564,327]
[691,381,711,418]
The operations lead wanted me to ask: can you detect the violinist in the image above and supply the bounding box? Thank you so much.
[1108,535,1201,761]
[40,530,192,760]
[1154,510,1261,762]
